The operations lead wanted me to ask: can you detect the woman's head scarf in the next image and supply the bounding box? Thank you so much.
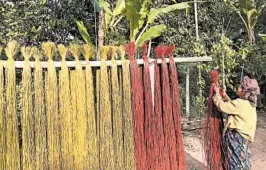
[240,76,260,107]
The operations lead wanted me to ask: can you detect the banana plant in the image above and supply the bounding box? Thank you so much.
[76,0,126,44]
[124,0,190,47]
[77,0,190,47]
[104,0,126,33]
[259,34,266,42]
[224,0,266,44]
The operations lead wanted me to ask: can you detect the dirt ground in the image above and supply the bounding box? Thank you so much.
[183,112,266,170]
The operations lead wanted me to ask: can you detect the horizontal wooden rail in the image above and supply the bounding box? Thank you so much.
[0,57,212,68]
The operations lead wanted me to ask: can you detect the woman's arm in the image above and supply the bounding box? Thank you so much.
[213,92,239,115]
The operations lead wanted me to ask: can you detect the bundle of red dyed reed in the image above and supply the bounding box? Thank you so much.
[126,42,186,170]
[203,70,225,170]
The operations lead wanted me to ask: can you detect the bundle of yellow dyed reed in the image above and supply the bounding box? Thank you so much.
[42,42,60,170]
[70,44,87,170]
[99,46,115,170]
[33,47,48,170]
[21,46,35,170]
[58,45,74,169]
[82,44,99,170]
[5,41,21,170]
[110,46,124,169]
[0,47,5,170]
[119,46,136,170]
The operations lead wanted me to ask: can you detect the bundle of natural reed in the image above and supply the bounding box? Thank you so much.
[82,44,99,170]
[42,42,60,170]
[58,44,74,169]
[110,46,124,169]
[125,42,146,170]
[33,47,48,170]
[166,45,187,170]
[21,46,35,170]
[69,44,87,170]
[99,46,115,170]
[5,40,21,170]
[119,46,136,170]
[0,47,5,170]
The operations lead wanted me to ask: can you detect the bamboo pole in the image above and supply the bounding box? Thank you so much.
[0,57,212,68]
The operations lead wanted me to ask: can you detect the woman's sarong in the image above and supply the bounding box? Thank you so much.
[223,129,251,170]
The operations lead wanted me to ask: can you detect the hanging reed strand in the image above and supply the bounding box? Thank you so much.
[21,46,35,170]
[160,45,178,170]
[5,41,21,170]
[126,42,146,170]
[99,46,115,170]
[0,47,5,170]
[70,69,78,164]
[167,45,187,170]
[110,46,124,169]
[58,45,74,170]
[96,67,101,163]
[154,46,170,170]
[42,42,60,170]
[70,44,87,170]
[33,48,48,170]
[83,44,99,169]
[119,46,136,170]
[142,44,158,170]
[203,70,224,170]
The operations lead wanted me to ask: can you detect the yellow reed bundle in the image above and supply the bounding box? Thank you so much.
[110,46,124,169]
[69,44,87,170]
[21,46,35,170]
[99,46,115,170]
[58,45,74,170]
[5,41,21,170]
[42,42,60,170]
[33,48,48,170]
[69,70,77,159]
[82,44,99,169]
[0,47,5,170]
[119,46,136,169]
[96,68,100,157]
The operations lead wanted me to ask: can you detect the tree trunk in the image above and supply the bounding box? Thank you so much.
[97,10,104,60]
[248,25,255,44]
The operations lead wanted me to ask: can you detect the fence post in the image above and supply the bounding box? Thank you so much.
[186,68,190,117]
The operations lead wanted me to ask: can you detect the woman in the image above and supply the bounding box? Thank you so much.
[213,76,260,170]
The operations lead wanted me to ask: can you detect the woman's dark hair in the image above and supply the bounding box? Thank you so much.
[242,70,254,79]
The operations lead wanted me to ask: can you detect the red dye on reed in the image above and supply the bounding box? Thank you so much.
[154,46,170,170]
[203,70,224,170]
[160,45,178,170]
[166,45,187,170]
[142,43,158,170]
[125,42,146,170]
